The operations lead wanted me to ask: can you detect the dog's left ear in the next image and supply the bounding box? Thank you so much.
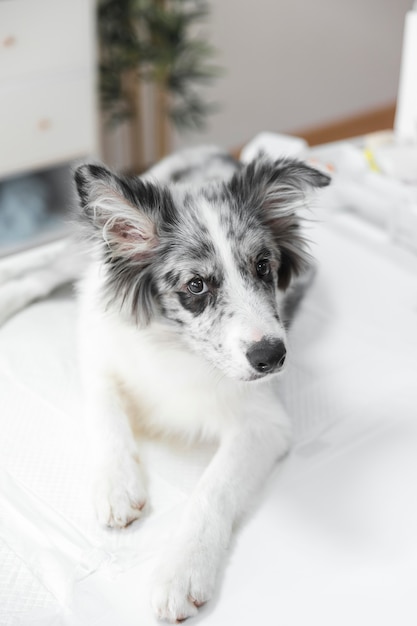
[229,157,330,290]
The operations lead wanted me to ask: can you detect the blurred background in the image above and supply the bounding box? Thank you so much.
[0,0,412,254]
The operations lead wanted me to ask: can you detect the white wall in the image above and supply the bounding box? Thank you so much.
[102,0,412,169]
[173,0,412,151]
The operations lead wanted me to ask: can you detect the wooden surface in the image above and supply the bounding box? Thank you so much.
[292,102,396,146]
[232,103,396,158]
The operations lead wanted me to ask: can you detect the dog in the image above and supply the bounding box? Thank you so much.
[74,146,330,622]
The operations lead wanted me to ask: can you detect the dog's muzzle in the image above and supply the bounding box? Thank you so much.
[246,338,287,375]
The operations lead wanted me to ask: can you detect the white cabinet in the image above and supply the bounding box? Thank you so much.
[0,0,97,255]
[0,0,97,178]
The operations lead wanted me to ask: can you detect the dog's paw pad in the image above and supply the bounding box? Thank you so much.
[93,457,147,529]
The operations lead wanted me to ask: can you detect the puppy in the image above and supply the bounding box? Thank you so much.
[74,147,330,622]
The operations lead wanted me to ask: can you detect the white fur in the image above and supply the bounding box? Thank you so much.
[78,258,292,622]
[196,195,287,378]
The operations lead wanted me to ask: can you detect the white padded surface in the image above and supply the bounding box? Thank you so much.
[1,213,417,626]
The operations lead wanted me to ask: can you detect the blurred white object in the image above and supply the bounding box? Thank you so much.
[371,143,417,182]
[240,131,308,162]
[0,238,80,326]
[308,140,417,253]
[362,130,417,183]
[308,142,368,176]
[395,2,417,142]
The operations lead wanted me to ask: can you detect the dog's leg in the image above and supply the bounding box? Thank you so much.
[84,375,147,528]
[151,398,291,622]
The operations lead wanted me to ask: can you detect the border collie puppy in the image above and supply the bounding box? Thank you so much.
[74,147,330,623]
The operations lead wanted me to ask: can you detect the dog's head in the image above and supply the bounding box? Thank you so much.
[75,157,330,381]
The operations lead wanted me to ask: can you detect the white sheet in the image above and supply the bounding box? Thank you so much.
[1,212,417,626]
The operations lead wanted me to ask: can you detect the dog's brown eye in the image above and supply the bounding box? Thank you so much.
[256,259,271,278]
[187,277,208,295]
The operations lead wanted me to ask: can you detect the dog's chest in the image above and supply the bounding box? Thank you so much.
[106,320,245,440]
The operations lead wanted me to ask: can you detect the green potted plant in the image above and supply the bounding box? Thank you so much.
[98,0,220,172]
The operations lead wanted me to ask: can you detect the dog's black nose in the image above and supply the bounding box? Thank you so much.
[246,338,287,374]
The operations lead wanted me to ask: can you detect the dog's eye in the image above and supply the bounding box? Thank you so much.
[187,276,208,295]
[256,259,271,278]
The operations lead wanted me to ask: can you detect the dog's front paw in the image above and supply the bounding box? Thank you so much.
[93,455,147,528]
[151,543,218,623]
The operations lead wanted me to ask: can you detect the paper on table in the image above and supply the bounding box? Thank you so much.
[0,467,109,608]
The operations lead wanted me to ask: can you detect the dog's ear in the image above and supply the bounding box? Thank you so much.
[74,164,175,325]
[74,163,170,261]
[229,157,330,290]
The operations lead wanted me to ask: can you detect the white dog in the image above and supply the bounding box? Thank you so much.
[73,147,329,622]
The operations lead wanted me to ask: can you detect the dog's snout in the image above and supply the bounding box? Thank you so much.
[246,338,286,374]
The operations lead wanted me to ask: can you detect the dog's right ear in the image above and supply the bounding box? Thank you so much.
[228,157,330,291]
[74,164,169,261]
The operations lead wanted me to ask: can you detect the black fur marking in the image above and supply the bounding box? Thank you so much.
[172,166,195,183]
[218,153,242,168]
[105,256,159,325]
[163,270,181,289]
[210,274,222,289]
[177,291,211,316]
[282,264,317,326]
[277,252,295,291]
[258,271,274,287]
[201,185,230,205]
[237,261,248,278]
